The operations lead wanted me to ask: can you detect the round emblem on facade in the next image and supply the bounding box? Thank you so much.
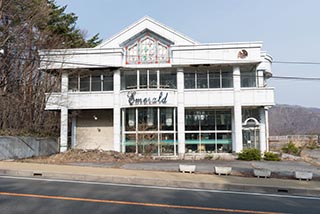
[238,49,248,59]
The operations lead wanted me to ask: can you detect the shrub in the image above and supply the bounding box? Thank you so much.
[264,152,281,161]
[238,148,261,161]
[281,142,299,155]
[307,141,319,150]
[204,154,214,160]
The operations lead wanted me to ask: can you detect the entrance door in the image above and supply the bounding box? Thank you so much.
[243,128,260,149]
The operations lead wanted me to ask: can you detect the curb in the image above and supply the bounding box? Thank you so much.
[1,169,319,197]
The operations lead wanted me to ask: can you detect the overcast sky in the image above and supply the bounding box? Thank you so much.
[55,0,320,108]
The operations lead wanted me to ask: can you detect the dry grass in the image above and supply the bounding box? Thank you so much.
[18,149,155,164]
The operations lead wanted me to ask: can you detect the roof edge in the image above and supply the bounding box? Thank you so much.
[95,16,199,48]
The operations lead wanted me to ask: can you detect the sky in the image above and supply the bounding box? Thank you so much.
[55,0,320,108]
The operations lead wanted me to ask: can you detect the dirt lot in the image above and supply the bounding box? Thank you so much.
[18,148,320,168]
[19,149,155,164]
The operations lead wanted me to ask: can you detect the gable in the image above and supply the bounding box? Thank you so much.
[121,29,173,64]
[96,16,198,49]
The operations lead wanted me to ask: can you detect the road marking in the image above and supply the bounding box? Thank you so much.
[0,191,284,214]
[1,175,319,201]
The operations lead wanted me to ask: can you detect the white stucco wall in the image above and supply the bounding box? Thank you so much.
[75,110,113,150]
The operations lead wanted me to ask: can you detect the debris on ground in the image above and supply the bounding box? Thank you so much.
[18,149,155,164]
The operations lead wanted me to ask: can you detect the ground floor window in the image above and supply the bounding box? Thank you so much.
[185,109,232,153]
[121,107,177,155]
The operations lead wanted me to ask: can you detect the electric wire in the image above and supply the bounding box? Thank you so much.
[3,55,320,82]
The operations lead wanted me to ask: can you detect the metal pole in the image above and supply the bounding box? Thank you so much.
[199,118,201,153]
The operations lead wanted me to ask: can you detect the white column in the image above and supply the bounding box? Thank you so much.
[113,69,121,152]
[71,116,76,149]
[233,66,243,153]
[259,107,267,153]
[60,72,68,152]
[177,68,185,156]
[264,107,270,151]
[257,70,264,87]
[121,109,126,153]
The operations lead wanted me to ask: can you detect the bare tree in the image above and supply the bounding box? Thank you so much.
[0,0,100,136]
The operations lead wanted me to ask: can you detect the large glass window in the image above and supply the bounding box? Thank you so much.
[121,69,177,89]
[184,67,233,89]
[139,70,147,89]
[122,107,177,155]
[159,133,175,153]
[160,70,177,89]
[138,108,158,131]
[137,134,158,154]
[91,75,102,91]
[216,110,231,130]
[185,111,200,131]
[149,70,157,88]
[103,73,113,91]
[160,108,174,130]
[80,75,90,91]
[68,75,78,92]
[209,70,220,88]
[68,71,113,92]
[221,71,233,88]
[197,70,208,88]
[241,66,257,87]
[184,71,196,89]
[125,108,136,131]
[185,109,232,153]
[186,111,215,131]
[121,71,137,90]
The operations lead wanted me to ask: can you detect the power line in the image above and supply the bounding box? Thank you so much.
[273,61,320,65]
[6,49,320,66]
[5,55,320,82]
[270,76,320,81]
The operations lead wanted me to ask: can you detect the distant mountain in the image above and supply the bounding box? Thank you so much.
[269,104,320,136]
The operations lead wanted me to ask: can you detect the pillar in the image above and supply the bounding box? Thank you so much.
[257,70,264,87]
[113,69,121,152]
[177,68,185,156]
[60,72,68,152]
[233,66,243,153]
[259,107,267,153]
[71,115,76,149]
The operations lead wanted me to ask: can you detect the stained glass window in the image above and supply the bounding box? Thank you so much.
[158,43,169,63]
[127,44,139,64]
[125,32,171,64]
[140,37,156,63]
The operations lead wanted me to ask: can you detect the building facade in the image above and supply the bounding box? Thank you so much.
[41,17,274,155]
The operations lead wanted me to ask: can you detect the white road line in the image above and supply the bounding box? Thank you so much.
[0,175,319,201]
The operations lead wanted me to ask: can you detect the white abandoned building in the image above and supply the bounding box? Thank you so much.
[40,16,274,156]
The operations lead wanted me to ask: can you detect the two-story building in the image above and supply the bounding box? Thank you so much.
[40,16,274,156]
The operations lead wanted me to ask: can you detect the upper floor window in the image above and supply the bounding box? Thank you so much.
[241,66,257,88]
[121,69,177,90]
[122,30,173,65]
[68,71,113,92]
[184,67,233,89]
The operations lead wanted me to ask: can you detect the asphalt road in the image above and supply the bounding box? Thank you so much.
[0,176,319,214]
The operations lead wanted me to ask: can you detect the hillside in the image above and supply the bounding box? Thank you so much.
[269,104,320,136]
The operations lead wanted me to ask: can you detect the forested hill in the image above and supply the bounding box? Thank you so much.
[269,104,320,136]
